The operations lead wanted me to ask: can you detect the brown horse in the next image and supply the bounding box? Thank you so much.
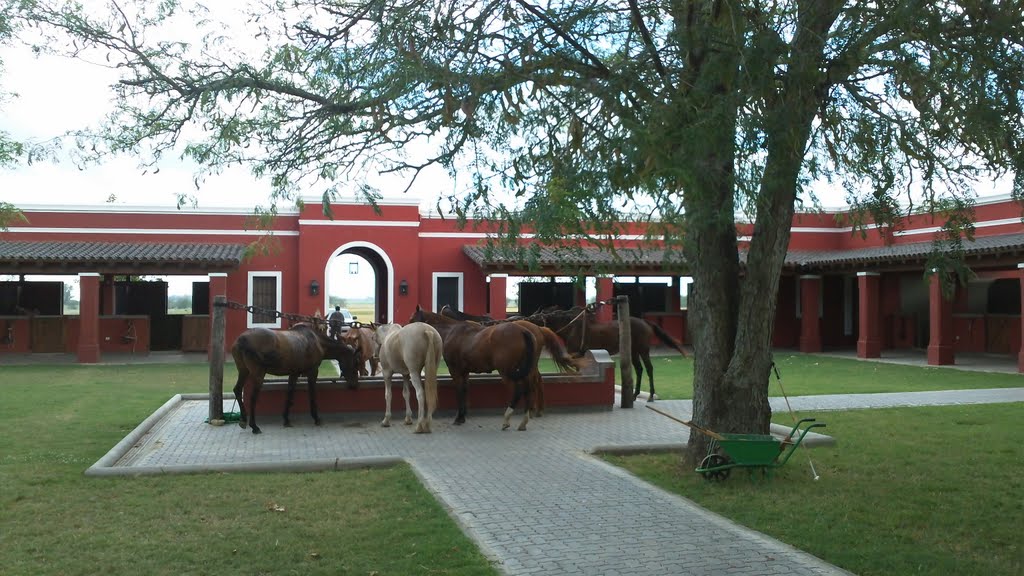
[440,305,583,416]
[342,326,379,377]
[231,322,360,434]
[409,305,539,430]
[534,307,688,401]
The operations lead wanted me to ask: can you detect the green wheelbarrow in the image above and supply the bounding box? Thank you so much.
[647,405,826,481]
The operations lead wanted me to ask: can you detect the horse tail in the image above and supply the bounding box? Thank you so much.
[423,329,441,416]
[538,326,580,373]
[647,321,689,358]
[509,328,536,381]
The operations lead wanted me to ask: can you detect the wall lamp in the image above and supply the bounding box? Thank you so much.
[310,279,320,296]
[399,279,409,296]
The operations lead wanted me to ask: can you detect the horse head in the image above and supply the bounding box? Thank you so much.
[374,323,399,348]
[409,304,427,324]
[325,340,361,389]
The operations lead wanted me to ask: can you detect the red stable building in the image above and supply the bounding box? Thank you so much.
[2,196,1023,372]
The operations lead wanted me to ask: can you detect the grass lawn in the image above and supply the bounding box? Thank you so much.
[3,358,1021,575]
[605,403,1023,576]
[620,352,1023,399]
[0,364,499,576]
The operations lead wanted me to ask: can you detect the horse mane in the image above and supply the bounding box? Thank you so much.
[440,304,495,324]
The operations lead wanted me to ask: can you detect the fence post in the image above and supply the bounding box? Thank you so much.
[208,295,226,423]
[616,295,634,408]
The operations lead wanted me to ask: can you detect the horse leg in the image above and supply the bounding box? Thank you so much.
[401,374,414,426]
[381,368,393,427]
[233,374,248,430]
[530,372,544,418]
[502,378,530,431]
[632,357,644,400]
[249,380,263,435]
[307,373,322,426]
[453,375,468,425]
[409,372,430,433]
[643,353,656,401]
[283,374,298,427]
[518,378,532,432]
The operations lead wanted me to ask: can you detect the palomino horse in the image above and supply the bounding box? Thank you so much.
[533,307,688,401]
[231,322,360,434]
[342,326,379,377]
[409,305,539,431]
[374,322,442,433]
[440,304,583,416]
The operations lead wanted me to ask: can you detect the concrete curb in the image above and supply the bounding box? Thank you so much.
[86,456,404,477]
[85,393,184,476]
[84,393,404,477]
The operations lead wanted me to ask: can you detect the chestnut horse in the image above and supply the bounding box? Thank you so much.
[342,326,379,377]
[440,305,583,416]
[231,322,360,434]
[374,322,442,433]
[534,308,688,402]
[409,305,539,431]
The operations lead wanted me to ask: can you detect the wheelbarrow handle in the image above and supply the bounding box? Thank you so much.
[645,405,725,441]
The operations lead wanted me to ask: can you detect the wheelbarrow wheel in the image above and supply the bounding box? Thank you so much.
[699,453,731,482]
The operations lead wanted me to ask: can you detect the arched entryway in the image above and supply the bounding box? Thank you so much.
[323,242,394,324]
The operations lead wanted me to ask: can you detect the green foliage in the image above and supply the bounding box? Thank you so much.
[0,201,27,230]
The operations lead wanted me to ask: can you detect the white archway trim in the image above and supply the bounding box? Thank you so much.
[324,241,395,323]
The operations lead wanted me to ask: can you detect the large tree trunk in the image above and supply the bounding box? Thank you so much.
[681,0,843,465]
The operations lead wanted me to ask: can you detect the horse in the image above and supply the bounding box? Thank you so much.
[342,326,379,377]
[231,322,361,434]
[533,307,688,402]
[440,304,584,416]
[373,322,442,433]
[409,305,539,431]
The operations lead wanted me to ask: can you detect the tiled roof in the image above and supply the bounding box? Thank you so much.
[465,232,1024,273]
[785,233,1024,268]
[462,245,686,271]
[0,241,247,274]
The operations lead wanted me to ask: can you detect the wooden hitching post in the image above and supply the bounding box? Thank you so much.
[208,295,226,422]
[617,295,634,409]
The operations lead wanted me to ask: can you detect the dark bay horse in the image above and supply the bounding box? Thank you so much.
[410,305,539,430]
[440,304,583,416]
[231,322,360,434]
[534,308,688,401]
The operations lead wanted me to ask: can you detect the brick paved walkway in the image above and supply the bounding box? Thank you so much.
[89,387,1024,576]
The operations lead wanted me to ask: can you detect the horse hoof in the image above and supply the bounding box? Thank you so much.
[404,418,413,426]
[381,421,391,428]
[502,423,511,431]
[239,421,247,429]
[517,424,528,431]
[252,427,262,435]
[283,422,293,428]
[314,419,322,426]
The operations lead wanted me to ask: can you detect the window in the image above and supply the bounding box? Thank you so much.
[433,272,463,312]
[248,271,282,328]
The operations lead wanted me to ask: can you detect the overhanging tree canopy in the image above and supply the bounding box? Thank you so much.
[11,0,1024,460]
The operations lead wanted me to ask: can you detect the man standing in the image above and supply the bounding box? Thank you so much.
[327,305,344,340]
